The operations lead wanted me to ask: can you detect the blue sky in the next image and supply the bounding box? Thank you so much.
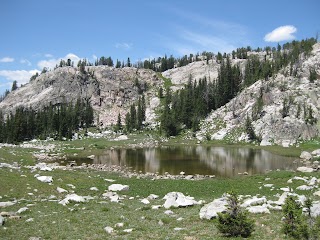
[0,0,319,95]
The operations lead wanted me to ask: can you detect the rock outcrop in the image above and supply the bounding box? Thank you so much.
[197,43,320,145]
[0,66,163,127]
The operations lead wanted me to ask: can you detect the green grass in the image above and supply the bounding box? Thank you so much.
[1,137,320,239]
[1,159,320,240]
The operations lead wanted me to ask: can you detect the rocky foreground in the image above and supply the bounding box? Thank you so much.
[1,138,320,239]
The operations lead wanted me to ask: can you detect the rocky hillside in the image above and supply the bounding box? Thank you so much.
[0,66,163,127]
[0,42,319,145]
[196,43,320,146]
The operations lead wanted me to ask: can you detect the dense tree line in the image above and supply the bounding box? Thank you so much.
[124,95,146,133]
[0,99,94,143]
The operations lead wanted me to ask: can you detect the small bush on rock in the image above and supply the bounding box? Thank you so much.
[216,191,254,238]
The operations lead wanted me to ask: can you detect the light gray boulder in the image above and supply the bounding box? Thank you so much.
[300,151,312,160]
[199,198,228,219]
[246,205,270,214]
[163,192,199,209]
[297,167,314,173]
[241,196,267,208]
[108,184,129,192]
[310,202,320,218]
[0,201,16,208]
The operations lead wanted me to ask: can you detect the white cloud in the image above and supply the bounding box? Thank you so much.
[181,30,236,53]
[0,69,40,86]
[264,25,297,42]
[45,53,53,58]
[0,57,14,63]
[20,59,32,66]
[115,42,132,50]
[37,53,81,70]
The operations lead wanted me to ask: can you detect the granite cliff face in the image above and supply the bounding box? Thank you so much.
[0,66,163,127]
[195,43,320,146]
[0,43,319,145]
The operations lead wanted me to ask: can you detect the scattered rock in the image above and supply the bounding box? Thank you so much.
[163,192,199,209]
[296,185,314,191]
[104,179,116,182]
[147,194,159,200]
[66,184,76,189]
[59,194,89,206]
[114,135,128,141]
[104,226,114,234]
[263,184,273,188]
[164,210,174,215]
[26,218,34,222]
[90,187,99,191]
[0,201,16,208]
[0,215,4,226]
[16,207,28,214]
[241,196,267,208]
[313,191,320,197]
[311,149,320,156]
[174,227,184,231]
[57,187,68,193]
[34,174,53,183]
[297,167,314,173]
[152,205,161,210]
[310,202,320,218]
[115,222,124,228]
[199,198,228,219]
[123,228,133,233]
[141,199,150,205]
[246,205,270,214]
[108,184,129,192]
[300,151,312,160]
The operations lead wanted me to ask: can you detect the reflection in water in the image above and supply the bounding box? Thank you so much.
[74,146,300,177]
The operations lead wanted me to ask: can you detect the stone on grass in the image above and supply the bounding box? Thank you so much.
[26,218,34,222]
[141,199,150,204]
[297,167,314,173]
[164,210,174,215]
[246,205,270,214]
[57,187,68,193]
[0,215,4,226]
[16,207,28,214]
[199,198,228,219]
[59,194,88,206]
[313,191,320,197]
[241,196,267,208]
[152,205,161,210]
[0,201,16,208]
[308,177,318,186]
[35,175,53,183]
[267,192,288,206]
[174,227,184,231]
[263,184,273,188]
[311,149,320,156]
[310,202,320,218]
[296,185,313,191]
[102,192,120,203]
[300,151,312,160]
[90,187,99,191]
[147,194,159,200]
[108,184,129,192]
[163,192,199,209]
[115,222,124,228]
[123,228,133,233]
[104,226,114,234]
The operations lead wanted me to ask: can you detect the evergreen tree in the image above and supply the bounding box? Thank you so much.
[11,80,18,91]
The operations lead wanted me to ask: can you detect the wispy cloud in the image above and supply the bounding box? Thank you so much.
[37,53,81,70]
[20,59,32,66]
[264,25,297,42]
[159,8,249,55]
[0,69,40,86]
[115,42,133,50]
[0,57,14,63]
[45,53,53,58]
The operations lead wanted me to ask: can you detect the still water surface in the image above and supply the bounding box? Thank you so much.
[68,146,301,177]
